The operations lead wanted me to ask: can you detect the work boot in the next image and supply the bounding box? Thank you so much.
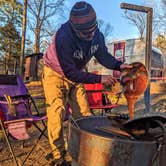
[64,151,72,163]
[60,160,71,166]
[49,159,71,166]
[46,150,71,166]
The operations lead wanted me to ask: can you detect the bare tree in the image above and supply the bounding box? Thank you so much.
[27,0,65,53]
[123,12,146,39]
[98,19,113,42]
[20,0,27,76]
[160,0,166,31]
[162,0,166,9]
[122,1,163,39]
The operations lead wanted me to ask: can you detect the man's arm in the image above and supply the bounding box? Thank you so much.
[94,32,122,71]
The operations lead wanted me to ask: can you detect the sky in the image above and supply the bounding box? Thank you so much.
[65,0,161,41]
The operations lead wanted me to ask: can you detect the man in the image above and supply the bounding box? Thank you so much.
[42,1,131,165]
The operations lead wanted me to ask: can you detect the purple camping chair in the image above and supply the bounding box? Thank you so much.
[0,74,47,166]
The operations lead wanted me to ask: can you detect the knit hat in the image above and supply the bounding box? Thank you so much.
[70,1,97,31]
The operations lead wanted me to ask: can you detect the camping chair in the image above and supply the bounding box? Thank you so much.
[84,83,121,115]
[0,74,47,166]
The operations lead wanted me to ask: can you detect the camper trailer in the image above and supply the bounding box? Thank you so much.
[87,38,165,80]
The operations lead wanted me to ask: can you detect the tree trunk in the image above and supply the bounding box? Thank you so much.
[34,26,40,54]
[20,0,27,77]
[33,25,40,80]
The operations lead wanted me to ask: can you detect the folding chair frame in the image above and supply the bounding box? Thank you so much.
[0,95,48,166]
[0,75,48,166]
[84,83,121,115]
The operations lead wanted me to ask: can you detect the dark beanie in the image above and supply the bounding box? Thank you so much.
[70,1,97,31]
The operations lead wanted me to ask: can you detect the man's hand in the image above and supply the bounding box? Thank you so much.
[101,75,117,86]
[120,64,133,70]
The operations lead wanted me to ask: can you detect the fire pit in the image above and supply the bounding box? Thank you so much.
[68,116,160,166]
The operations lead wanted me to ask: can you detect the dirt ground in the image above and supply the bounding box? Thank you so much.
[0,121,70,166]
[0,81,166,166]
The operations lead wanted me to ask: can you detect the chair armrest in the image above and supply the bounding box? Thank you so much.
[0,94,30,100]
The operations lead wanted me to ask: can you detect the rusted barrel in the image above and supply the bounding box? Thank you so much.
[68,116,159,166]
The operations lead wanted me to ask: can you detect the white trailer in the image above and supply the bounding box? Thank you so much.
[87,38,165,79]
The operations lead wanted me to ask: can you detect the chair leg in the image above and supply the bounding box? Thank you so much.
[41,119,47,128]
[21,140,26,148]
[102,109,104,116]
[33,123,48,139]
[90,109,96,116]
[21,126,47,166]
[0,120,19,166]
